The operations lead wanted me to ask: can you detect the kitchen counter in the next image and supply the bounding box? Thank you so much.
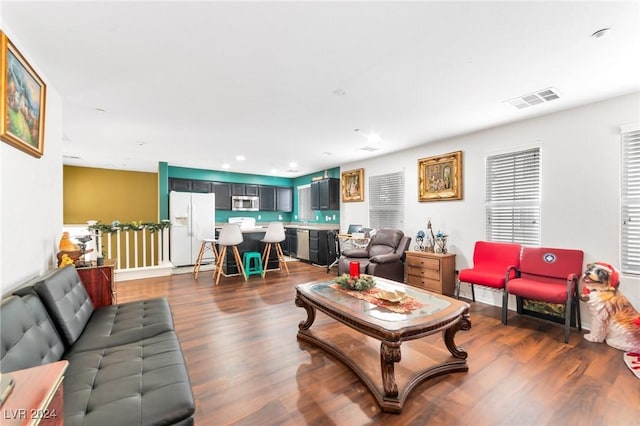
[216,223,339,232]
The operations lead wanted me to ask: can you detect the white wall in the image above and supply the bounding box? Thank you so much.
[0,24,64,294]
[340,92,640,320]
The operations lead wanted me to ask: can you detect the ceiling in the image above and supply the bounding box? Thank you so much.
[2,1,639,177]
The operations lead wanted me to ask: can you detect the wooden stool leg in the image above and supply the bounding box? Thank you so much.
[233,246,247,280]
[262,244,272,277]
[215,246,227,285]
[193,241,207,279]
[276,243,289,275]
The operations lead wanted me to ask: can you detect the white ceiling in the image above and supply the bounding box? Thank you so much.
[2,1,639,176]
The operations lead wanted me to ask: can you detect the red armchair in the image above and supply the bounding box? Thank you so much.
[457,241,521,324]
[505,247,583,343]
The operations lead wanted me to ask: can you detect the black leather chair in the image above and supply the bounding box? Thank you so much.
[338,229,411,282]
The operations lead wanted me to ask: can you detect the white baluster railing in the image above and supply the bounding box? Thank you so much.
[63,223,172,282]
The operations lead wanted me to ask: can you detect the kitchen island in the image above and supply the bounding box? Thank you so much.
[216,226,279,277]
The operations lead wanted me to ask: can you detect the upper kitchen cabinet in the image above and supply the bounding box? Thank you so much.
[259,185,276,211]
[212,182,232,210]
[169,178,192,192]
[276,187,293,212]
[231,184,259,196]
[311,178,340,210]
[191,180,212,193]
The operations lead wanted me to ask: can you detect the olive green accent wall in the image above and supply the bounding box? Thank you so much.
[63,166,158,224]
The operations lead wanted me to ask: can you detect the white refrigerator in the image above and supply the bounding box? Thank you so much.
[169,191,216,266]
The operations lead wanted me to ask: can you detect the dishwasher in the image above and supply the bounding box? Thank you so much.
[296,229,310,261]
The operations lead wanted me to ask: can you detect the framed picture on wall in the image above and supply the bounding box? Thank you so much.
[341,168,364,202]
[0,31,47,158]
[418,151,462,201]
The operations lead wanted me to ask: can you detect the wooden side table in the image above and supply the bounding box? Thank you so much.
[1,361,68,425]
[76,259,117,308]
[404,251,456,296]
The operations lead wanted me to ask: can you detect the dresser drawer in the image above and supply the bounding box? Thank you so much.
[406,255,440,270]
[406,275,442,293]
[407,265,440,280]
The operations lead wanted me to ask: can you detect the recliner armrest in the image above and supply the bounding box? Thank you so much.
[370,253,401,264]
[341,248,369,258]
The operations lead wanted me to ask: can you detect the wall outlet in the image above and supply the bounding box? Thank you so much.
[315,215,319,221]
[278,214,283,220]
[258,214,261,220]
[333,215,336,220]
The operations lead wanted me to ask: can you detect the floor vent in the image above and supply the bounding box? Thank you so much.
[505,87,560,110]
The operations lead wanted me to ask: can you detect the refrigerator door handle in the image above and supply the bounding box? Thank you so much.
[187,203,193,236]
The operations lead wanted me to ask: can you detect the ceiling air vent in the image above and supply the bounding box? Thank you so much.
[505,87,560,110]
[359,146,380,152]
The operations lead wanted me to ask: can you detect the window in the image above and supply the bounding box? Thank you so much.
[369,171,405,229]
[297,184,313,221]
[622,124,640,274]
[486,147,541,245]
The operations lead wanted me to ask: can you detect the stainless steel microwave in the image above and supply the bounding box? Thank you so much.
[231,195,259,211]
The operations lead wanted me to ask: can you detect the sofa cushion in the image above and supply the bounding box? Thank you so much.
[63,331,195,426]
[32,265,95,347]
[70,298,175,352]
[0,296,63,372]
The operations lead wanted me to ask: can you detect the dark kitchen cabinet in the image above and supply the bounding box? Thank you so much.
[169,178,192,192]
[259,186,276,211]
[310,178,340,210]
[309,230,329,265]
[191,180,212,193]
[232,184,259,196]
[276,187,293,212]
[283,228,297,257]
[212,182,232,210]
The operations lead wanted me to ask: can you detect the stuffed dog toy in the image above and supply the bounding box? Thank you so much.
[580,262,640,352]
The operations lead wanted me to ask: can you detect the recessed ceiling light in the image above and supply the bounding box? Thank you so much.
[236,155,245,161]
[591,28,611,39]
[289,162,298,168]
[222,163,231,169]
[333,88,347,96]
[270,168,278,174]
[322,151,332,156]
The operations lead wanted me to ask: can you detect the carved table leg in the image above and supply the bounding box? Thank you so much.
[295,294,316,330]
[380,341,402,398]
[444,312,471,359]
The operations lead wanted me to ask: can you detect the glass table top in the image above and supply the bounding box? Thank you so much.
[308,279,451,322]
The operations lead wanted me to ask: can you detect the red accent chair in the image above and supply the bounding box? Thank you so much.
[505,247,583,343]
[457,241,521,324]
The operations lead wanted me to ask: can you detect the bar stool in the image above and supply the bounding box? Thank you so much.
[243,251,263,278]
[260,222,289,277]
[215,223,247,285]
[193,238,218,279]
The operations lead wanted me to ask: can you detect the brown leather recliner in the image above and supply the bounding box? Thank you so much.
[338,229,411,283]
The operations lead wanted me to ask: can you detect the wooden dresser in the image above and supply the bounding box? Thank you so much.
[1,361,68,425]
[404,251,456,296]
[76,259,117,308]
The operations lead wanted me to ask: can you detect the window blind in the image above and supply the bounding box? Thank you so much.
[622,125,640,274]
[297,185,313,221]
[369,171,405,230]
[486,147,541,246]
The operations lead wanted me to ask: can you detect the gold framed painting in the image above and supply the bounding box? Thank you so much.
[341,168,364,202]
[0,32,46,158]
[418,150,462,201]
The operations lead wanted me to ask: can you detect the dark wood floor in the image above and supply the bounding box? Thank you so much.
[116,262,639,426]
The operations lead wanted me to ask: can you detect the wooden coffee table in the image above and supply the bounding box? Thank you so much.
[295,277,471,413]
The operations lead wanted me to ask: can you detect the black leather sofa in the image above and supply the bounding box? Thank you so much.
[0,265,195,425]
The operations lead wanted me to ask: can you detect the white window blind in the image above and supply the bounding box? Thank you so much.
[622,125,640,274]
[297,185,313,221]
[369,171,405,230]
[486,147,541,245]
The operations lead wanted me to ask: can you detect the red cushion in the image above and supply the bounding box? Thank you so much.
[459,268,507,289]
[507,277,574,304]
